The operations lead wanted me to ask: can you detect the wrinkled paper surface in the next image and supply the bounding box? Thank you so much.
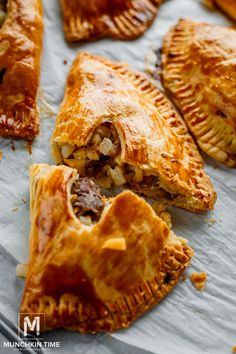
[0,0,235,353]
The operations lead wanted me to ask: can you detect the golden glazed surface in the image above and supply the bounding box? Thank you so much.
[0,0,43,140]
[52,52,216,213]
[61,0,162,41]
[162,19,236,167]
[19,164,193,333]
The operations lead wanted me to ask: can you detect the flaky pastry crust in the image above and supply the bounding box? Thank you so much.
[52,52,216,212]
[0,0,43,140]
[162,19,236,167]
[61,0,162,42]
[19,164,193,333]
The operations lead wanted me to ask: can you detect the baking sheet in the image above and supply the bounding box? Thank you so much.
[0,0,236,353]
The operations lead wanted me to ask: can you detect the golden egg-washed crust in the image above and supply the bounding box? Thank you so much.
[204,0,236,21]
[19,164,193,333]
[0,0,43,140]
[61,0,162,42]
[52,52,216,212]
[162,19,236,167]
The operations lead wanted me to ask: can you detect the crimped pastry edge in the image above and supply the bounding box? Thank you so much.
[162,19,236,167]
[62,0,162,42]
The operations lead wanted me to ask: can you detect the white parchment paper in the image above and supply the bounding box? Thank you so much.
[0,0,235,353]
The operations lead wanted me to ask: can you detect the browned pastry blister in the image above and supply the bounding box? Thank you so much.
[51,52,216,213]
[19,164,193,333]
[61,0,162,42]
[0,0,43,140]
[162,19,236,167]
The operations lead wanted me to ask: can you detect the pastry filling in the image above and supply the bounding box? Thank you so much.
[0,1,7,27]
[63,123,176,201]
[71,177,105,225]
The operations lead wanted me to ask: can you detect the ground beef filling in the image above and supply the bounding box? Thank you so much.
[0,1,7,27]
[71,177,105,225]
[63,123,175,201]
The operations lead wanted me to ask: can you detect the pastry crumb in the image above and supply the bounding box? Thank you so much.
[63,59,68,65]
[190,272,207,291]
[232,346,236,353]
[16,264,28,278]
[204,218,216,226]
[0,150,2,160]
[180,274,187,283]
[27,141,33,155]
[10,141,15,151]
[12,207,18,212]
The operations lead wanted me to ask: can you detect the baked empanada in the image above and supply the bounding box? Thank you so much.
[0,0,43,140]
[203,0,236,21]
[61,0,162,42]
[162,19,236,167]
[19,164,193,333]
[52,52,216,213]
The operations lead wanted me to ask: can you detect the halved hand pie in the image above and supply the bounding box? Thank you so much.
[162,19,236,167]
[61,0,162,42]
[19,164,193,333]
[52,52,216,213]
[0,0,43,140]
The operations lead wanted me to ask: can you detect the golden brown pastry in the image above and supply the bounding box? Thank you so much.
[51,52,216,213]
[203,0,236,21]
[61,0,162,42]
[19,163,193,333]
[0,0,43,140]
[162,19,236,167]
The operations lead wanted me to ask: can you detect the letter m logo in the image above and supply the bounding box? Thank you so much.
[18,313,45,338]
[24,316,40,336]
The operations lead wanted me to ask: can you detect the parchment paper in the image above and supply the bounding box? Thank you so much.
[0,0,235,353]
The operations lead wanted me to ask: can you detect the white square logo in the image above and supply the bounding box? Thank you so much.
[18,313,45,338]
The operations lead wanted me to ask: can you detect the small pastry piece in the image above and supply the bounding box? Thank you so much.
[19,164,193,333]
[61,0,162,42]
[16,264,28,278]
[203,0,236,21]
[162,19,236,167]
[190,272,207,291]
[52,52,216,213]
[0,0,43,140]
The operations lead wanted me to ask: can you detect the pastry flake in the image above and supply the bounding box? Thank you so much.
[162,19,236,167]
[61,0,162,42]
[190,272,207,291]
[0,0,43,140]
[52,52,216,213]
[19,164,193,333]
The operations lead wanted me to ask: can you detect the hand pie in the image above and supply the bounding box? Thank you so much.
[61,0,162,42]
[0,0,43,140]
[162,19,236,167]
[51,52,216,213]
[203,0,236,21]
[19,164,193,333]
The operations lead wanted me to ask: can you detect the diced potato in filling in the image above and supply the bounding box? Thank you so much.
[62,122,174,201]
